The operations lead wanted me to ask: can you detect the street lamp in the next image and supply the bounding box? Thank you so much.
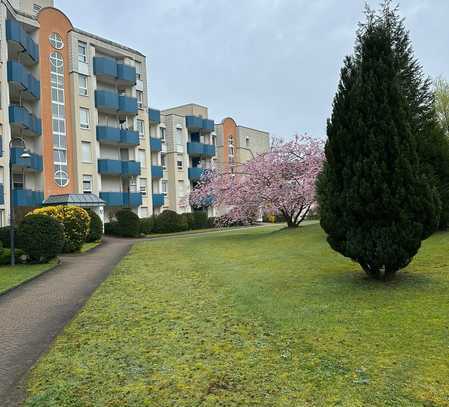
[9,136,31,266]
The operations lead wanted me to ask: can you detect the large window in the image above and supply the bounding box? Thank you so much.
[78,41,87,63]
[81,141,92,163]
[138,149,146,168]
[136,91,144,109]
[136,119,145,138]
[79,74,88,96]
[176,128,183,145]
[50,51,69,187]
[135,61,143,81]
[80,108,90,129]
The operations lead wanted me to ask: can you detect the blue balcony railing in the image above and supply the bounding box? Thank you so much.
[152,193,165,207]
[186,116,215,133]
[187,142,216,157]
[9,105,41,137]
[98,159,140,177]
[151,165,163,179]
[7,61,40,100]
[99,192,142,208]
[96,126,139,146]
[95,90,138,115]
[6,20,39,64]
[0,184,4,205]
[150,137,162,152]
[13,189,44,207]
[148,108,161,124]
[188,167,205,182]
[11,148,43,172]
[94,57,137,85]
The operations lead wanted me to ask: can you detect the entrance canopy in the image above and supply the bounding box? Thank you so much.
[43,194,105,208]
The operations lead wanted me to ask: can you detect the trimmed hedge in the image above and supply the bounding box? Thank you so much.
[115,209,141,238]
[153,210,188,234]
[86,209,103,243]
[31,206,90,253]
[17,214,65,263]
[0,226,17,249]
[191,211,208,230]
[140,217,155,235]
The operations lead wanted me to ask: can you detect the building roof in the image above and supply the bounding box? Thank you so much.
[43,194,105,207]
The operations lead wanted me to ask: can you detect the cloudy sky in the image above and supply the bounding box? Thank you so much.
[56,0,449,139]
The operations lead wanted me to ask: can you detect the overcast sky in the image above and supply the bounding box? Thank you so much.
[56,0,449,139]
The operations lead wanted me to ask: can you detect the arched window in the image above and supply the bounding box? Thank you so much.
[50,51,69,187]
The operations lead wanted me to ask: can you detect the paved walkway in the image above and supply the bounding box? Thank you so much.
[0,237,134,406]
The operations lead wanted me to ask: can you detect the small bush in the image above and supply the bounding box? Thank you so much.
[0,248,25,265]
[153,210,188,234]
[104,221,119,236]
[18,214,65,263]
[86,209,103,242]
[31,206,90,253]
[140,217,155,235]
[191,211,208,230]
[0,226,17,248]
[115,209,140,238]
[207,217,217,228]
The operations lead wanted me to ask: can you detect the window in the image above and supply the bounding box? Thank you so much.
[81,141,92,162]
[50,51,69,188]
[78,41,87,63]
[138,149,146,168]
[33,4,42,13]
[135,61,143,81]
[136,119,145,138]
[160,127,166,142]
[13,173,24,189]
[140,178,147,196]
[228,136,235,156]
[83,175,92,193]
[176,128,183,145]
[49,32,64,49]
[162,180,168,195]
[79,74,88,96]
[129,178,137,192]
[176,154,183,170]
[177,180,184,195]
[161,153,166,169]
[80,108,90,129]
[136,91,144,109]
[212,135,216,145]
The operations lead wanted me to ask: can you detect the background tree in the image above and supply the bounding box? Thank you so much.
[318,2,440,280]
[190,135,324,228]
[434,77,449,136]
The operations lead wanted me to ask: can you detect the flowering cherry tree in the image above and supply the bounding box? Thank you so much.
[190,135,324,227]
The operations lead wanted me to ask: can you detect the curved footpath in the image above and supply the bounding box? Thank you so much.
[0,223,291,405]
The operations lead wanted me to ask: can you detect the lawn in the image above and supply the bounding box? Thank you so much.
[25,224,449,406]
[0,260,58,295]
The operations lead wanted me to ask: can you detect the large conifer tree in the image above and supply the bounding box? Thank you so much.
[318,2,440,280]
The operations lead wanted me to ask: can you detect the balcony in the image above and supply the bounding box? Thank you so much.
[186,116,215,133]
[0,184,4,205]
[152,193,165,208]
[98,159,141,177]
[6,20,39,65]
[13,189,44,207]
[151,165,163,179]
[7,61,40,100]
[150,137,162,152]
[187,142,216,157]
[11,148,43,172]
[93,57,136,86]
[148,108,161,124]
[99,192,142,208]
[9,106,42,137]
[188,167,205,182]
[95,90,138,115]
[96,126,139,146]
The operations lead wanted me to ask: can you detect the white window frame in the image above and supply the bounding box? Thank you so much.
[137,91,144,109]
[78,41,87,63]
[135,61,143,81]
[140,178,147,196]
[79,74,88,96]
[82,174,93,193]
[80,108,90,129]
[136,119,145,139]
[138,149,146,168]
[81,141,92,163]
[160,127,166,142]
[162,180,168,195]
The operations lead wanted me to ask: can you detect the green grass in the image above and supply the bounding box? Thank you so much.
[25,225,449,406]
[0,260,58,295]
[80,241,102,253]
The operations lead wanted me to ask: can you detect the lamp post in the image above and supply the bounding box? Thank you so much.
[9,137,31,266]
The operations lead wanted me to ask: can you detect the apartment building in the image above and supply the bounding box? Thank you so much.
[0,0,153,225]
[148,105,270,216]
